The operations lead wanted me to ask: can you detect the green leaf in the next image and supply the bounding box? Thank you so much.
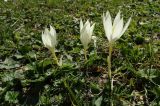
[137,69,158,79]
[95,96,103,106]
[5,91,19,104]
[0,58,20,70]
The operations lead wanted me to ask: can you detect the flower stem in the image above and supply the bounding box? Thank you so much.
[63,79,80,106]
[50,48,59,66]
[107,42,113,106]
[84,48,87,61]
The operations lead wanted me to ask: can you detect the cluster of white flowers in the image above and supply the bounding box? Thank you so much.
[42,10,131,58]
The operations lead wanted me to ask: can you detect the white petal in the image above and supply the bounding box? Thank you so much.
[50,34,57,48]
[86,21,91,35]
[113,10,121,28]
[80,20,92,49]
[80,19,83,31]
[44,28,50,35]
[49,25,57,47]
[120,17,131,36]
[50,25,56,37]
[42,32,46,46]
[103,11,112,42]
[84,20,89,27]
[80,33,88,48]
[81,20,89,34]
[43,28,52,48]
[90,23,95,36]
[83,23,90,48]
[112,18,124,41]
[105,11,110,20]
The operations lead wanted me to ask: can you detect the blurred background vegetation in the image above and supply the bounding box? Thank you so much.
[0,0,160,105]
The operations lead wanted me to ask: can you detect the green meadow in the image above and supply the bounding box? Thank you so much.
[0,0,160,105]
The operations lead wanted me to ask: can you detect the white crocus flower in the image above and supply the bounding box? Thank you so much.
[80,19,95,49]
[42,25,59,66]
[103,11,131,42]
[42,25,57,49]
